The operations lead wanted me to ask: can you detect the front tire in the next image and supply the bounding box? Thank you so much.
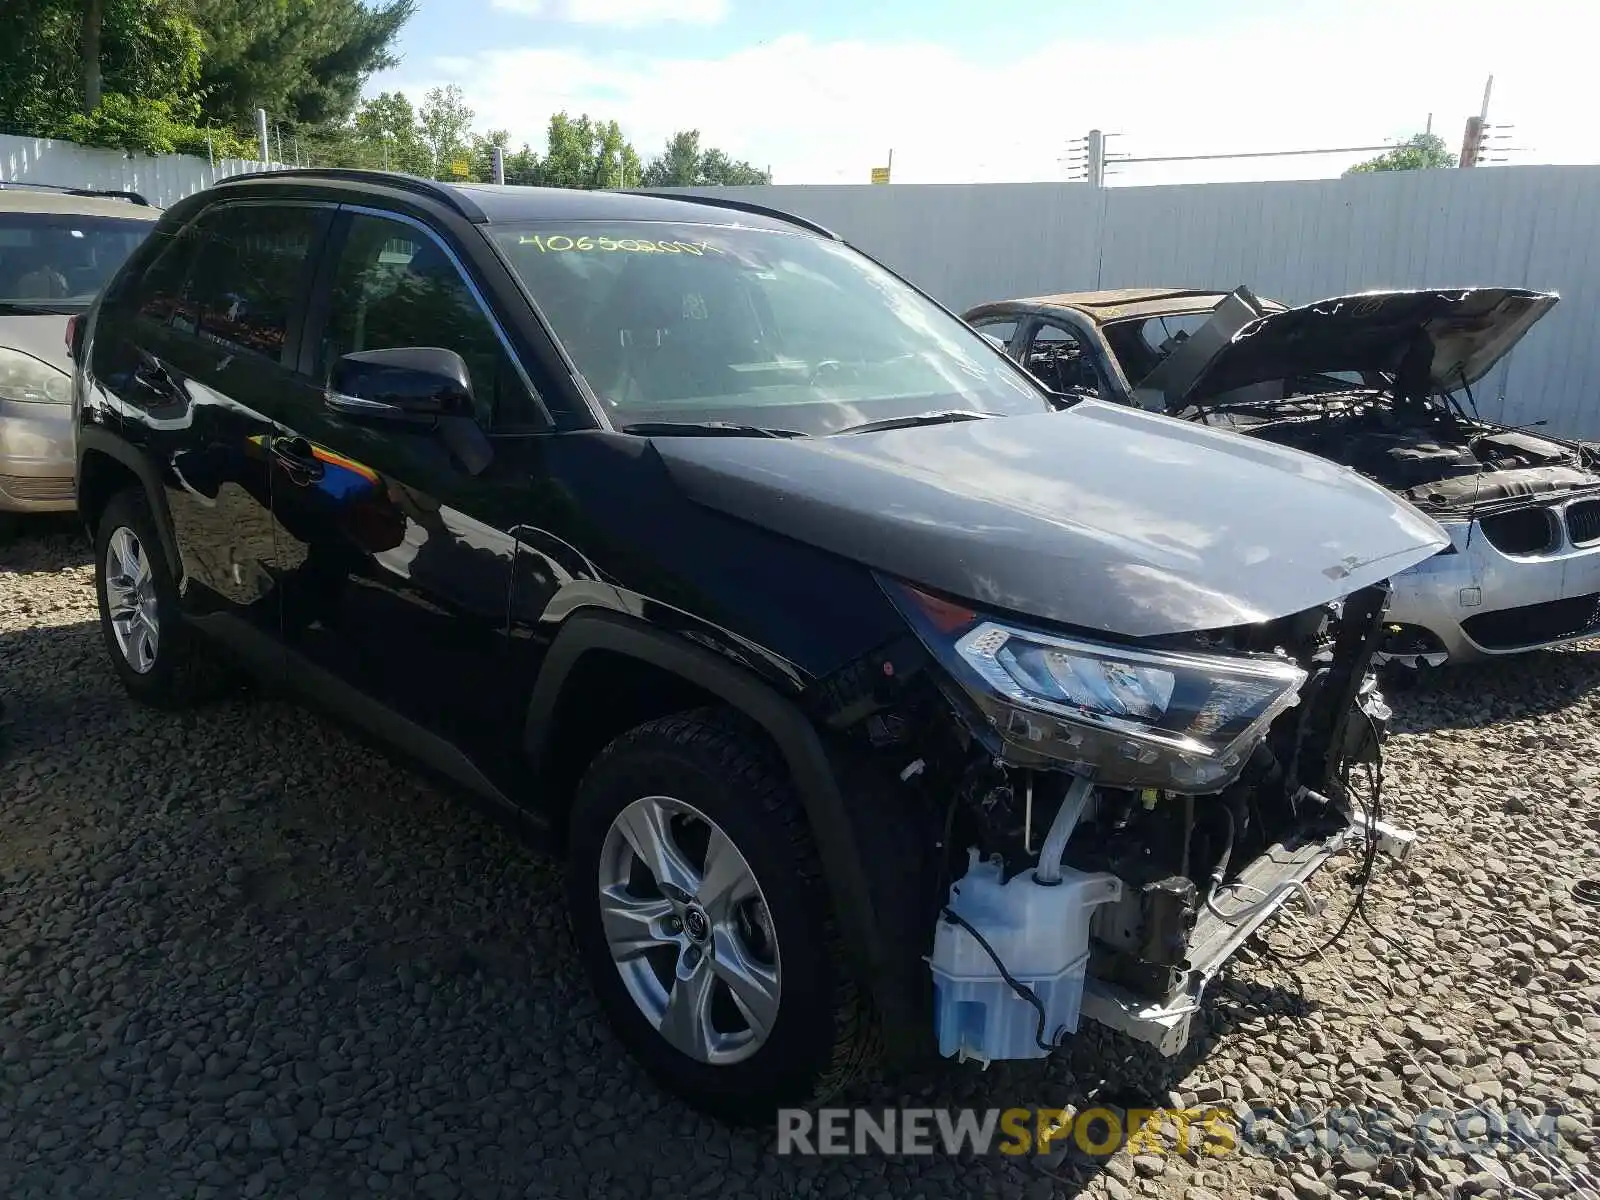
[93,488,232,709]
[566,710,878,1123]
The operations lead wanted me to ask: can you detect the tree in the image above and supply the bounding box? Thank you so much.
[697,147,768,186]
[640,128,770,187]
[418,84,474,179]
[0,0,211,154]
[187,0,415,130]
[354,89,429,173]
[640,129,702,186]
[539,112,641,189]
[1345,132,1456,175]
[82,0,105,114]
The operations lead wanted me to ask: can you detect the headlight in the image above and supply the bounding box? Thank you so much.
[886,580,1307,792]
[0,348,72,405]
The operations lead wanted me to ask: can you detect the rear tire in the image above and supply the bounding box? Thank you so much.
[566,709,878,1123]
[93,488,233,709]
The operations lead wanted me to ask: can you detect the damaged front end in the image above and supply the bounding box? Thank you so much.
[855,576,1414,1064]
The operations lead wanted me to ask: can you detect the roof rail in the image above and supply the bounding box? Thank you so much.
[0,181,151,206]
[211,168,485,221]
[627,189,839,240]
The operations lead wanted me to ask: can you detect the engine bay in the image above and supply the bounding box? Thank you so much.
[1188,389,1600,514]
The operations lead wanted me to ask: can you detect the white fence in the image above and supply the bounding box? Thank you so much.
[6,133,1600,437]
[0,133,278,209]
[673,167,1600,438]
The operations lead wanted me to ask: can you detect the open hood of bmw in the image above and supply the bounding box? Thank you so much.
[1140,286,1558,408]
[652,401,1449,640]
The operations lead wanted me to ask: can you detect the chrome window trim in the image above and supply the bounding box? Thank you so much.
[337,204,552,431]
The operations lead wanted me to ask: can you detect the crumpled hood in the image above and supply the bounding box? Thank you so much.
[653,401,1449,639]
[1148,286,1558,407]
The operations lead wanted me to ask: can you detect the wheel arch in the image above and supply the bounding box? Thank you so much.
[524,609,917,1055]
[76,427,181,575]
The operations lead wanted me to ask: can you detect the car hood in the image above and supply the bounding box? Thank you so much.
[652,401,1449,639]
[1142,287,1558,408]
[0,314,73,376]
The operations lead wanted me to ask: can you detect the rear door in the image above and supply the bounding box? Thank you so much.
[99,201,331,669]
[270,207,554,789]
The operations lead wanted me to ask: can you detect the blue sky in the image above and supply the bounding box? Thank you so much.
[369,0,1594,185]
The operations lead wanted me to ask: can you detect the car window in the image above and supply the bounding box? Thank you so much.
[0,211,151,313]
[131,225,199,325]
[970,318,1019,354]
[490,222,1049,436]
[1024,322,1104,396]
[174,205,321,363]
[1103,312,1218,384]
[317,214,540,432]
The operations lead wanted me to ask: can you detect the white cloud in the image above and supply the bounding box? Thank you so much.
[398,0,1596,185]
[489,0,726,28]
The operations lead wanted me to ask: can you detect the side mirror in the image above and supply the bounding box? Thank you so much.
[326,347,473,422]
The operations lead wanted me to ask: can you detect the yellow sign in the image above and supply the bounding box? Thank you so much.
[449,159,470,178]
[870,166,891,184]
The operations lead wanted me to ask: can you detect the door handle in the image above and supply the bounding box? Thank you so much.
[269,436,325,483]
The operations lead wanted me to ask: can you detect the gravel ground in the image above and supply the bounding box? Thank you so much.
[2,521,1597,1200]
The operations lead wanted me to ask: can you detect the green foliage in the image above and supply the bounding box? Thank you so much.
[0,0,204,146]
[1345,132,1457,175]
[0,0,408,158]
[1,0,763,189]
[417,84,475,178]
[539,112,640,189]
[640,128,770,186]
[188,0,415,130]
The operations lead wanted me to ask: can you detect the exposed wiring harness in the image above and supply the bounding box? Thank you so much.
[1262,710,1391,963]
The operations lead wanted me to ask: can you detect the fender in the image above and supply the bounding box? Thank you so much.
[523,609,922,1059]
[75,422,184,577]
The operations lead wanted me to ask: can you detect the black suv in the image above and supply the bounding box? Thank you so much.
[74,169,1445,1121]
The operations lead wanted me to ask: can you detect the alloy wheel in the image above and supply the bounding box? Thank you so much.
[105,526,160,674]
[597,795,781,1065]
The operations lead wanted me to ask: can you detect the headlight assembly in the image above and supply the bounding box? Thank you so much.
[0,348,72,405]
[885,580,1306,792]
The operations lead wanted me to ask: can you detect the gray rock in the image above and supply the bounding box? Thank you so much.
[247,1117,278,1152]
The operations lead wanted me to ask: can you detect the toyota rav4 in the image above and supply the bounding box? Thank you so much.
[75,170,1443,1122]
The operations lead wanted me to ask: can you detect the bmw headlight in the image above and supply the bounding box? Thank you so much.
[0,348,72,405]
[886,580,1307,792]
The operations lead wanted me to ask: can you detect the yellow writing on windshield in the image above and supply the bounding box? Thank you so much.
[517,234,719,256]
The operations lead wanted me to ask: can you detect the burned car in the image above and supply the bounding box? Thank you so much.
[79,174,1442,1121]
[964,287,1600,667]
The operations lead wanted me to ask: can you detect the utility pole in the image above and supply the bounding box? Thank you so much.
[255,108,269,164]
[491,144,505,185]
[1462,73,1495,168]
[1086,129,1105,188]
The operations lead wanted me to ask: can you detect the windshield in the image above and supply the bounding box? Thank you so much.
[0,211,152,312]
[491,221,1049,434]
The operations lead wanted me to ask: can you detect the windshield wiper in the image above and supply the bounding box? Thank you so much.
[616,420,808,439]
[834,410,999,436]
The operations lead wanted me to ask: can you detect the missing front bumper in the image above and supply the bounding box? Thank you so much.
[1078,802,1415,1056]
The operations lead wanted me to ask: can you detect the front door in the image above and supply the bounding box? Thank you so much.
[270,209,551,790]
